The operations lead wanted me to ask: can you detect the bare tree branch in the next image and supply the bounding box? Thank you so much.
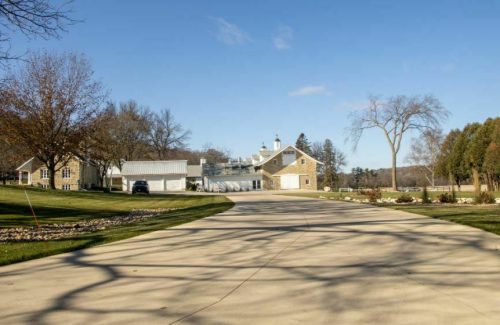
[346,94,449,190]
[0,0,77,63]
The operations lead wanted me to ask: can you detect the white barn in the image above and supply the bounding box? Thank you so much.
[121,160,187,192]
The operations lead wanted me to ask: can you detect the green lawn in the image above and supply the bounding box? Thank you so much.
[281,191,500,236]
[0,186,233,265]
[381,204,500,236]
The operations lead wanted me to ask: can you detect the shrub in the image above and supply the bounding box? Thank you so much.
[475,191,495,204]
[396,193,414,203]
[421,187,431,204]
[361,188,382,202]
[437,192,457,203]
[186,181,197,191]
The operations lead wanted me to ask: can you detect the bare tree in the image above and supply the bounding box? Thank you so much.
[405,129,444,187]
[0,51,106,189]
[84,104,121,189]
[112,100,151,167]
[0,0,76,62]
[310,141,324,161]
[0,132,29,184]
[202,143,231,164]
[148,108,191,160]
[347,95,449,191]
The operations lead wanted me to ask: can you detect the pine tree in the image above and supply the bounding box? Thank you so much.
[322,139,335,189]
[295,133,311,155]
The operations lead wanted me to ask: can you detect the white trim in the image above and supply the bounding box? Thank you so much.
[40,169,49,179]
[275,173,307,176]
[254,145,323,166]
[62,168,71,179]
[16,157,35,171]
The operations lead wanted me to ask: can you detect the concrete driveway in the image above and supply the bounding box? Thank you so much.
[1,194,499,324]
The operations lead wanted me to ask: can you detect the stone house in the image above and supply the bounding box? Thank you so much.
[16,157,99,190]
[197,137,322,192]
[254,137,322,190]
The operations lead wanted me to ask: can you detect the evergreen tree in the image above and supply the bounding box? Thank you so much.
[483,118,500,191]
[466,118,498,193]
[295,133,312,155]
[436,129,462,187]
[351,167,364,188]
[451,123,481,191]
[322,139,336,189]
[321,139,346,190]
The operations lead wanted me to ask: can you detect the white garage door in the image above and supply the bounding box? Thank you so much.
[127,176,164,191]
[147,176,165,191]
[126,175,184,192]
[280,174,300,190]
[165,176,182,191]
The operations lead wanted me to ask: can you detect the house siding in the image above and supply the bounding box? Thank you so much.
[31,158,98,190]
[261,149,318,190]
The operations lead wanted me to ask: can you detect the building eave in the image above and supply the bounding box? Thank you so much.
[16,157,35,171]
[254,145,324,166]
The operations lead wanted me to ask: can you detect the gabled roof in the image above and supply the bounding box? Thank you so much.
[122,160,188,176]
[254,145,324,166]
[15,155,94,172]
[187,165,202,177]
[16,157,35,171]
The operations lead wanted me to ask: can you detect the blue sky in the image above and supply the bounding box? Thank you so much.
[8,0,500,170]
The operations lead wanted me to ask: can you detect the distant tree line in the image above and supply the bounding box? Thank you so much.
[337,166,447,189]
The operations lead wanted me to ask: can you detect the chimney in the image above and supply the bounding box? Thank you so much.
[274,135,281,151]
[200,158,206,166]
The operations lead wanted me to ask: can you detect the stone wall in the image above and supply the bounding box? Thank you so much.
[31,158,98,190]
[261,149,318,190]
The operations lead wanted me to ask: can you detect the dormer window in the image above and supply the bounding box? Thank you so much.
[282,150,296,166]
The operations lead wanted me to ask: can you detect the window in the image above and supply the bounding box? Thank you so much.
[305,179,310,185]
[282,150,297,166]
[62,184,71,191]
[273,159,277,165]
[301,159,306,165]
[40,169,49,179]
[62,168,71,179]
[41,184,49,189]
[252,180,261,190]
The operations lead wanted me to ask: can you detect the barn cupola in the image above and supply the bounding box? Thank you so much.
[274,135,281,151]
[259,142,270,161]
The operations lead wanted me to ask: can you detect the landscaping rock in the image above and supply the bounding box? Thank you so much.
[0,208,175,242]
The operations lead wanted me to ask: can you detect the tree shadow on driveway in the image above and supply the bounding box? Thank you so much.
[1,197,500,324]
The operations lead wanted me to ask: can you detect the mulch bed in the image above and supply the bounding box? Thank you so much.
[0,208,175,242]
